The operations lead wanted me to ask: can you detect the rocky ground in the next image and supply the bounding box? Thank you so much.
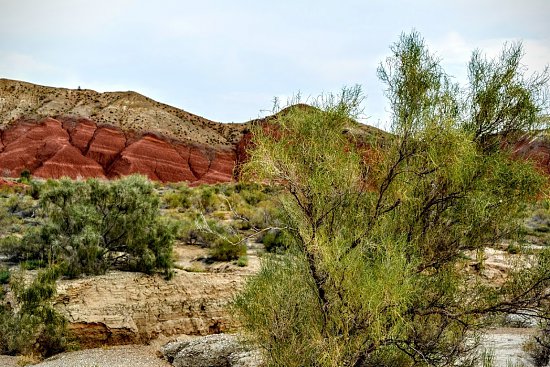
[0,344,171,367]
[482,328,536,367]
[0,330,537,367]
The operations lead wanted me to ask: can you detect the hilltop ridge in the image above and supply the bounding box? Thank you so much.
[0,78,246,148]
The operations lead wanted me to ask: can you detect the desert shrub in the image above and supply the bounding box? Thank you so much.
[162,184,191,209]
[0,175,175,278]
[173,213,200,244]
[209,236,246,261]
[0,266,9,284]
[239,186,267,206]
[226,187,283,232]
[261,229,292,253]
[191,185,222,213]
[193,215,246,261]
[525,324,550,367]
[0,266,67,357]
[236,255,248,267]
[234,32,550,366]
[18,170,31,184]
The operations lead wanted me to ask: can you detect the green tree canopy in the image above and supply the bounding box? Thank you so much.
[234,31,550,367]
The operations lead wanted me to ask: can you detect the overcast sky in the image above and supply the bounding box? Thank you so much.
[1,0,549,130]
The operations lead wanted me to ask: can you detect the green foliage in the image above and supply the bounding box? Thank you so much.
[233,253,324,367]
[465,42,549,148]
[261,229,292,253]
[18,170,31,184]
[0,266,9,285]
[234,31,550,367]
[525,325,550,367]
[0,175,175,278]
[523,199,550,245]
[0,266,67,357]
[162,183,191,209]
[194,216,246,261]
[236,255,248,267]
[209,237,246,261]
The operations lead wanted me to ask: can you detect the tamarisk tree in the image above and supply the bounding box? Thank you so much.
[233,31,549,367]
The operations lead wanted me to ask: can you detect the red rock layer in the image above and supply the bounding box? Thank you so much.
[0,117,238,184]
[86,127,127,168]
[34,145,106,179]
[195,150,237,185]
[1,115,550,185]
[512,135,550,175]
[66,119,97,153]
[108,135,196,182]
[0,118,74,175]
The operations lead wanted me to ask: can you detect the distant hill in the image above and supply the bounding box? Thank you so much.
[1,78,545,184]
[0,79,251,183]
[0,78,245,148]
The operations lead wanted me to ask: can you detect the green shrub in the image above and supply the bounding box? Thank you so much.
[209,236,246,261]
[235,32,550,366]
[0,175,175,278]
[525,325,550,367]
[191,185,222,213]
[18,170,31,184]
[236,255,248,267]
[261,229,291,253]
[0,266,9,284]
[163,185,191,209]
[0,266,67,357]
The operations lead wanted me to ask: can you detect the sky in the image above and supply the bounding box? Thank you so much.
[0,0,549,130]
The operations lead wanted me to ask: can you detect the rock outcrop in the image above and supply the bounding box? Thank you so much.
[0,117,237,184]
[54,271,246,348]
[0,78,245,184]
[162,334,262,367]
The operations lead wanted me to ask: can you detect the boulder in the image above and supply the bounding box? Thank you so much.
[161,334,261,367]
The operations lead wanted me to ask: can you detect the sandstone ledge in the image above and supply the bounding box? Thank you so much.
[54,270,246,348]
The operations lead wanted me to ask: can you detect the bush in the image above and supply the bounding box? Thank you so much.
[525,325,550,367]
[18,170,31,184]
[0,266,67,357]
[0,175,175,278]
[163,184,191,209]
[234,32,550,366]
[261,229,291,253]
[0,266,9,284]
[191,185,222,213]
[209,237,246,261]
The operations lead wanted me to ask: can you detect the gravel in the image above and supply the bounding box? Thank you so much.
[32,345,171,367]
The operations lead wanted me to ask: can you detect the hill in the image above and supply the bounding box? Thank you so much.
[1,79,546,184]
[0,79,249,183]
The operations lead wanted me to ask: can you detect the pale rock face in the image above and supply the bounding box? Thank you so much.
[53,271,247,348]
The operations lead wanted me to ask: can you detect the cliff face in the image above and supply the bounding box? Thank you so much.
[54,270,246,348]
[0,117,236,184]
[0,79,244,184]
